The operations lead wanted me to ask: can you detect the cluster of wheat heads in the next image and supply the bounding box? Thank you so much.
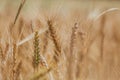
[1,0,120,80]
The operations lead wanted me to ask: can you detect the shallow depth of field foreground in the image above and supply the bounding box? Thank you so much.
[0,0,120,80]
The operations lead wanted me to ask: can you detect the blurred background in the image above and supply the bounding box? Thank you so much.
[0,0,120,20]
[0,0,120,80]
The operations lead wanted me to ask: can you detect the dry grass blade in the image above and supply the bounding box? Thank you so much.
[17,28,48,46]
[94,8,120,21]
[100,15,106,60]
[14,0,26,25]
[30,68,51,80]
[14,61,22,80]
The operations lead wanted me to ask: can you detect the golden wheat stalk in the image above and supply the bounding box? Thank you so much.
[47,20,61,62]
[33,31,40,70]
[70,23,78,55]
[33,31,54,80]
[68,23,78,80]
[12,43,18,80]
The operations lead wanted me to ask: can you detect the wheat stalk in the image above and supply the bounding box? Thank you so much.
[68,23,78,80]
[47,19,61,62]
[33,31,54,80]
[12,43,17,80]
[33,31,40,70]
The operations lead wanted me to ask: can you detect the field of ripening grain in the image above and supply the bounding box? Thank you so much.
[0,0,120,80]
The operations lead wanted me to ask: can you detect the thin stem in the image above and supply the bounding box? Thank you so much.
[14,0,26,25]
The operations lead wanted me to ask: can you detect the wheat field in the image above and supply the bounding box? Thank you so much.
[0,0,120,80]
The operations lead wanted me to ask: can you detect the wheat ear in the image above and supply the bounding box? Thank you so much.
[47,20,61,62]
[33,31,40,70]
[68,23,78,80]
[33,31,54,80]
